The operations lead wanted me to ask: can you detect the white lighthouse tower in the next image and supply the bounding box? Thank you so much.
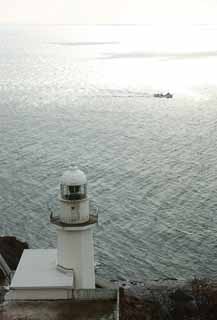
[50,166,98,289]
[6,166,98,300]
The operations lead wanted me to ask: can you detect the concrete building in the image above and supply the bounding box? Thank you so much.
[6,166,98,300]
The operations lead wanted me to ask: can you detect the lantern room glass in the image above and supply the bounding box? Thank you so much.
[60,184,87,200]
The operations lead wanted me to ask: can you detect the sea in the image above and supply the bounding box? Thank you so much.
[1,24,217,281]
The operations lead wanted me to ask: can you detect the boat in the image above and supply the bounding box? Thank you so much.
[154,92,173,99]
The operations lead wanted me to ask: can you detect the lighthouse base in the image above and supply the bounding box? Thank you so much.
[6,249,74,300]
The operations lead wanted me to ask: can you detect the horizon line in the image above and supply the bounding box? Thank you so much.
[0,22,217,27]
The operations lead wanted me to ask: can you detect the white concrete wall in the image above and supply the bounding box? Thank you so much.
[57,228,95,289]
[2,295,117,320]
[6,288,73,300]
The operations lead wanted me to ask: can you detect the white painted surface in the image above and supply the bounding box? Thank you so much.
[9,249,73,297]
[60,167,87,186]
[57,228,95,289]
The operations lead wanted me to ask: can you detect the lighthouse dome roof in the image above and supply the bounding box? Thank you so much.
[60,166,87,186]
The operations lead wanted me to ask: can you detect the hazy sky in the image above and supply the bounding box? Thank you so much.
[1,0,217,25]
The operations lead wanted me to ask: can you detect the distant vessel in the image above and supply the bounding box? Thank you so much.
[154,92,173,99]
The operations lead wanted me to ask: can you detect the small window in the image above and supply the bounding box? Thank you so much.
[69,185,80,193]
[60,184,87,200]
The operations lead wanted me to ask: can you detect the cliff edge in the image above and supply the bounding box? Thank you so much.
[119,278,217,319]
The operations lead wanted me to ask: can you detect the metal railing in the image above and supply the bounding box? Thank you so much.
[0,254,11,283]
[50,206,98,227]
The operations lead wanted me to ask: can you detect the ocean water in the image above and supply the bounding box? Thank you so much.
[1,25,217,281]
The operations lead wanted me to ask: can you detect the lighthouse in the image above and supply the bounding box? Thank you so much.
[6,166,98,300]
[51,166,98,289]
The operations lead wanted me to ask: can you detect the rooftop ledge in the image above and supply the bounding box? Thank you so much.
[50,214,98,228]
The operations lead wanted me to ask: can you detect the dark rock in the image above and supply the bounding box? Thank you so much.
[0,270,4,281]
[119,279,217,320]
[0,236,28,270]
[0,287,7,304]
[170,289,193,303]
[119,285,161,320]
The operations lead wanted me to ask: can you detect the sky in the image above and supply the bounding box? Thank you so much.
[1,0,217,25]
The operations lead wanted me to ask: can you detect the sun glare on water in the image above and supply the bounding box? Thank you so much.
[97,25,217,97]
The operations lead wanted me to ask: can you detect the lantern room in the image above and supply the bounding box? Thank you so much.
[60,167,87,201]
[57,166,90,224]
